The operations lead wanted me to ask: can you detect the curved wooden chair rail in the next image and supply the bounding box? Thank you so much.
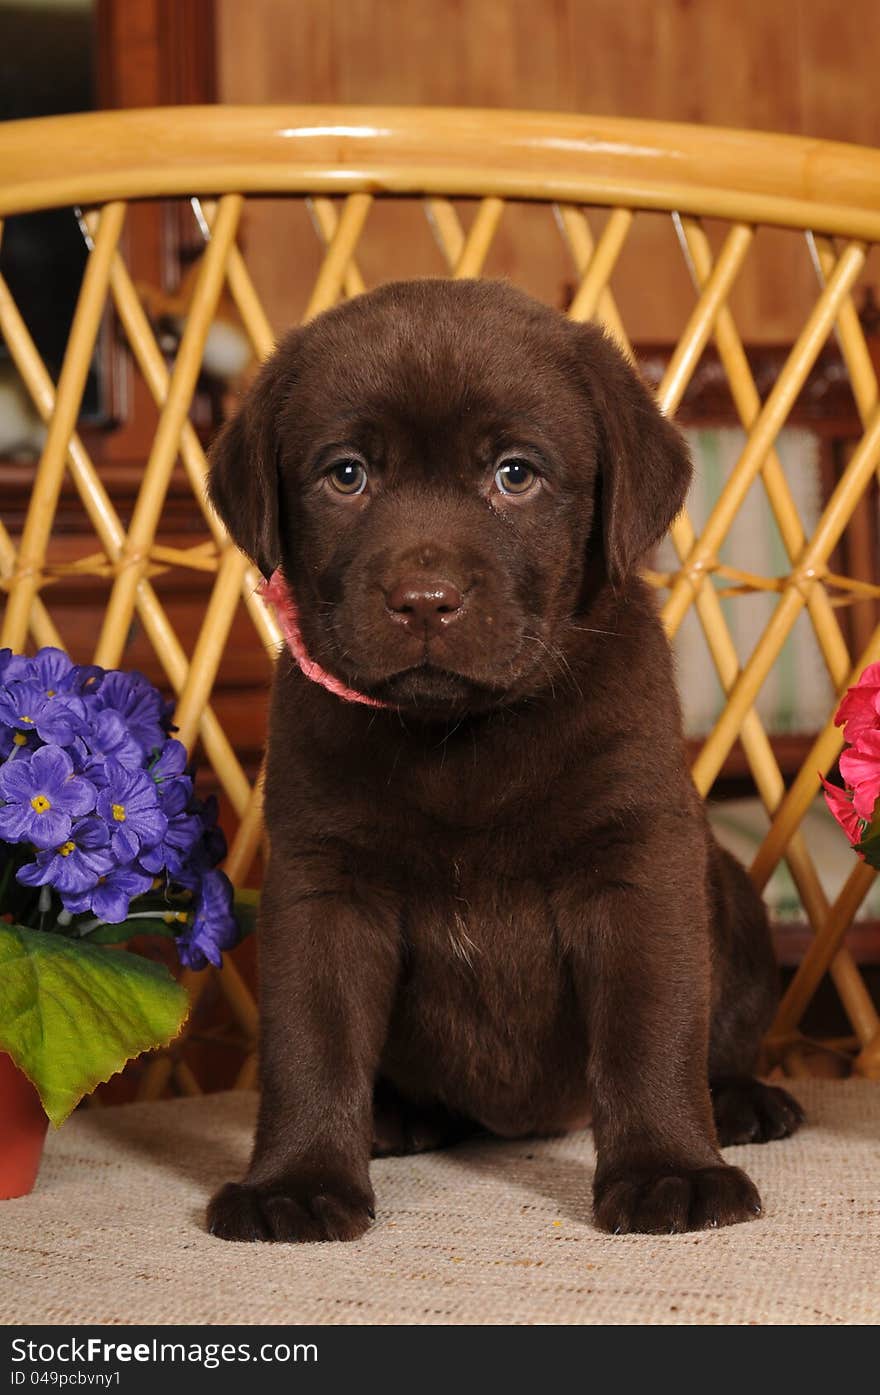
[1,106,879,1091]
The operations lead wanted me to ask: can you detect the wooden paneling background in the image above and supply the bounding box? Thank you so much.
[216,0,880,343]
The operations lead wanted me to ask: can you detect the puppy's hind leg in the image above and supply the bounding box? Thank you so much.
[371,1077,480,1157]
[710,1076,805,1146]
[707,844,804,1147]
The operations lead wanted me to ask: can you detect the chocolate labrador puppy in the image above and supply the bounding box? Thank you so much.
[206,278,802,1242]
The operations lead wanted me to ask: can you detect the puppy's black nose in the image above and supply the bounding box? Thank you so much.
[386,577,463,636]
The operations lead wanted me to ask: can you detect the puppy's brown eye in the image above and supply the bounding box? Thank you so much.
[327,459,368,496]
[495,458,537,496]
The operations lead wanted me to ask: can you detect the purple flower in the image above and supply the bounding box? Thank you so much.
[8,647,63,688]
[0,680,86,746]
[96,671,170,754]
[149,738,189,783]
[175,795,227,880]
[197,794,227,868]
[0,723,37,760]
[176,868,238,969]
[0,745,97,849]
[138,777,202,876]
[17,816,114,895]
[0,649,11,682]
[95,757,167,861]
[82,708,144,771]
[63,863,153,924]
[2,646,101,697]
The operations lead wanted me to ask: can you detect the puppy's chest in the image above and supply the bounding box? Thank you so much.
[400,858,563,986]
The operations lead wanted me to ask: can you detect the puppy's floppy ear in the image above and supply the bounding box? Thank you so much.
[208,352,288,580]
[576,324,692,586]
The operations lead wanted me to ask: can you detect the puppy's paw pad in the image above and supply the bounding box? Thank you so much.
[711,1077,805,1146]
[206,1177,374,1244]
[594,1163,762,1235]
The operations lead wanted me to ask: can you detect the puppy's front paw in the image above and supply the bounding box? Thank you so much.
[207,1173,375,1244]
[594,1162,762,1235]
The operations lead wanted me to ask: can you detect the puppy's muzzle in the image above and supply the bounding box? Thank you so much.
[385,576,464,639]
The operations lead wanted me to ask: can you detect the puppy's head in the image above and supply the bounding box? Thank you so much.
[209,280,689,715]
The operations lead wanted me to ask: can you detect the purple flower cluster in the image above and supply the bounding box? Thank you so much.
[0,647,239,969]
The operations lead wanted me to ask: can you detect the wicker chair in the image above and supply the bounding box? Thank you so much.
[2,106,880,1091]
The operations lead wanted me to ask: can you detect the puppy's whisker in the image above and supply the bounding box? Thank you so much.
[522,633,561,700]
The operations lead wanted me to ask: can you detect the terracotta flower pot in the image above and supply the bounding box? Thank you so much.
[0,1053,48,1199]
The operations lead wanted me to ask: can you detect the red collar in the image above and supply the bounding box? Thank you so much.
[259,571,391,708]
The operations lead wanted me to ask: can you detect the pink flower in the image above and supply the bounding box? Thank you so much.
[834,661,880,745]
[839,728,880,820]
[821,776,865,849]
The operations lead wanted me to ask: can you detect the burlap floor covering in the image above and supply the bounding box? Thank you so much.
[1,1079,878,1326]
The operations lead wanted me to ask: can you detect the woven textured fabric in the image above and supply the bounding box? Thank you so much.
[1,1080,878,1326]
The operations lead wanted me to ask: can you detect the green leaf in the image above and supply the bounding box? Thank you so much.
[857,832,880,870]
[856,808,880,870]
[76,918,181,945]
[0,924,189,1126]
[233,888,259,939]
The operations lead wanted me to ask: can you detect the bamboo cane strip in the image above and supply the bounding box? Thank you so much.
[194,199,278,362]
[172,548,250,753]
[425,197,465,268]
[656,224,754,416]
[452,196,505,278]
[105,223,269,766]
[693,402,880,792]
[223,242,278,360]
[215,955,259,1040]
[0,520,64,648]
[137,1055,175,1101]
[99,207,276,1060]
[680,217,850,690]
[752,625,880,889]
[2,201,125,649]
[747,232,880,895]
[308,196,366,299]
[833,962,880,1049]
[780,1044,815,1078]
[855,1028,880,1077]
[811,235,879,422]
[223,763,266,889]
[772,235,880,1045]
[138,973,206,1101]
[94,195,244,668]
[0,266,253,815]
[675,224,876,1037]
[141,544,218,572]
[235,1053,259,1090]
[426,195,507,295]
[173,1060,202,1097]
[303,193,372,321]
[0,268,132,558]
[662,241,868,636]
[772,858,877,1038]
[554,204,636,359]
[566,208,633,323]
[93,225,282,664]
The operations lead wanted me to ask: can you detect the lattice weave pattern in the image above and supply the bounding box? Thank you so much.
[1,109,880,1095]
